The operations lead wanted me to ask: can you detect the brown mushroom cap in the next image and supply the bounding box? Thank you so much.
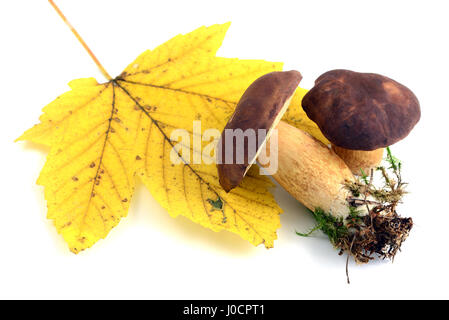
[217,70,302,192]
[302,69,421,151]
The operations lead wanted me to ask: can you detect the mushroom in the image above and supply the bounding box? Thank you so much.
[217,70,303,192]
[217,70,361,217]
[302,69,421,175]
[216,71,413,263]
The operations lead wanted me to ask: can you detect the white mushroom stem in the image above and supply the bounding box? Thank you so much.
[260,121,372,220]
[332,146,384,175]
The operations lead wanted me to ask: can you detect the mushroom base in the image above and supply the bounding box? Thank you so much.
[297,145,412,264]
[337,208,412,264]
[332,146,384,175]
[302,205,412,264]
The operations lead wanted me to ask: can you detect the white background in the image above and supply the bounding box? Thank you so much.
[1,0,448,299]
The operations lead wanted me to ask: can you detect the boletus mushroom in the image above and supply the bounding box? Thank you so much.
[217,71,413,265]
[302,69,421,174]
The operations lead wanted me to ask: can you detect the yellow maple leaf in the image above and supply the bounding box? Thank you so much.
[18,23,282,252]
[17,5,328,252]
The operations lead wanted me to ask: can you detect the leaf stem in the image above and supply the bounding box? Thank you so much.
[48,0,113,81]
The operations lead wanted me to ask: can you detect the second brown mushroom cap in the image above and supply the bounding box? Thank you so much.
[302,69,421,174]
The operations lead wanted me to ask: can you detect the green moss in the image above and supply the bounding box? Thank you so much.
[297,208,348,245]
